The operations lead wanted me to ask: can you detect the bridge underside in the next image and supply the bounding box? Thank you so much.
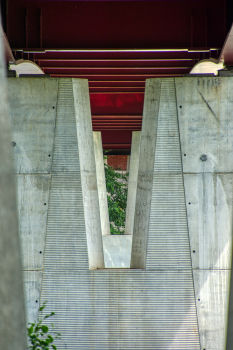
[6,76,233,350]
[2,0,232,149]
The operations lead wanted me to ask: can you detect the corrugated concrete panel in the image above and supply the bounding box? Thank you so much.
[193,270,230,350]
[8,78,58,174]
[16,174,51,270]
[175,77,233,174]
[41,270,200,350]
[147,78,193,270]
[103,235,132,268]
[183,173,233,269]
[23,271,43,324]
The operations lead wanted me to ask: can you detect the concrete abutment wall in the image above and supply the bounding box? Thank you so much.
[7,76,233,350]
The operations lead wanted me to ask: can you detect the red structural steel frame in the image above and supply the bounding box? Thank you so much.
[6,0,227,149]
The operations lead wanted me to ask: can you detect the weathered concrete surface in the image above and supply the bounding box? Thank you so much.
[131,79,161,269]
[125,131,140,235]
[7,78,57,331]
[16,174,51,270]
[103,235,132,268]
[23,271,43,323]
[73,79,105,269]
[0,22,27,349]
[34,78,199,349]
[8,78,58,173]
[93,131,110,236]
[176,77,233,174]
[176,76,233,350]
[183,173,233,270]
[193,270,230,350]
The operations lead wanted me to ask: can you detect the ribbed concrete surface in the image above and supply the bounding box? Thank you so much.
[41,270,200,350]
[40,78,200,349]
[147,78,192,270]
[146,78,200,348]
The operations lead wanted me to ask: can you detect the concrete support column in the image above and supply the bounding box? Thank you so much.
[93,131,110,236]
[73,79,105,270]
[125,131,141,235]
[0,18,27,350]
[130,79,161,269]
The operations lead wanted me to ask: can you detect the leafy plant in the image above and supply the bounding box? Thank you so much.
[27,302,61,350]
[104,158,128,234]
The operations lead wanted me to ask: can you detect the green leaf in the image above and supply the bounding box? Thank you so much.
[46,335,53,344]
[39,301,47,312]
[28,326,34,335]
[41,325,49,333]
[51,345,57,350]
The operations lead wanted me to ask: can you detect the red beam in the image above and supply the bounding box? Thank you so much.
[50,74,184,80]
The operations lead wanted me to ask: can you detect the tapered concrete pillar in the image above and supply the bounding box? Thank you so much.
[125,131,141,235]
[73,79,105,269]
[130,79,161,269]
[93,131,110,236]
[0,19,27,350]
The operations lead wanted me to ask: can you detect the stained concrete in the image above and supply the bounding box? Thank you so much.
[176,77,233,174]
[7,78,58,325]
[103,235,132,268]
[183,173,233,270]
[193,270,230,350]
[23,271,43,324]
[176,76,233,350]
[8,78,58,174]
[16,174,51,270]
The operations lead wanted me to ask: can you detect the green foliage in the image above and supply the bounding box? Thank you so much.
[104,160,128,234]
[27,302,61,350]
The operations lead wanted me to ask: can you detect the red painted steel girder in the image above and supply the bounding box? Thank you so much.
[6,0,227,150]
[7,1,226,49]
